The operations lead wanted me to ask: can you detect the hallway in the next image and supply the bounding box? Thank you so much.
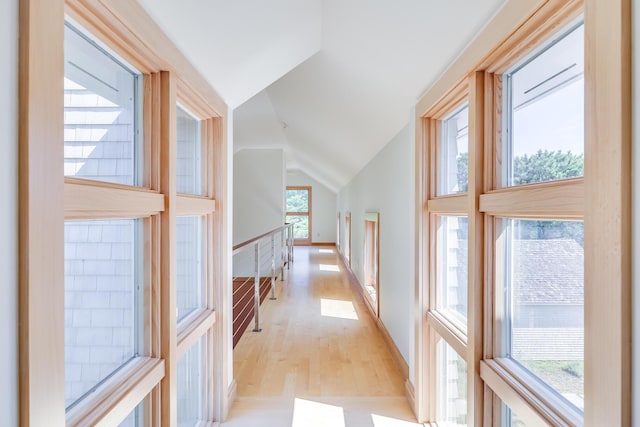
[224,246,420,427]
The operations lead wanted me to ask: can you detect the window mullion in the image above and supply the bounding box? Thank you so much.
[467,71,487,427]
[158,70,178,426]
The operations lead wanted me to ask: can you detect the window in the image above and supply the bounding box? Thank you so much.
[413,1,617,424]
[177,336,206,425]
[176,105,203,195]
[501,219,584,409]
[286,186,312,245]
[503,24,584,187]
[64,218,142,408]
[21,2,227,424]
[64,23,141,186]
[176,216,205,322]
[486,22,585,423]
[439,105,469,195]
[363,212,380,315]
[438,339,467,426]
[436,216,468,326]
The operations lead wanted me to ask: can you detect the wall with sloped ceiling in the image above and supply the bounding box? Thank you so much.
[336,121,416,383]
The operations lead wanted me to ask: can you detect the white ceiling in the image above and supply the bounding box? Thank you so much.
[138,0,505,192]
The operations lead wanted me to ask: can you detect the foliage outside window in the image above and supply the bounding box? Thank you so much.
[504,23,584,187]
[286,187,311,241]
[439,105,469,195]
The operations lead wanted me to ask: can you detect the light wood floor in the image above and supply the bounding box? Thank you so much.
[224,246,420,427]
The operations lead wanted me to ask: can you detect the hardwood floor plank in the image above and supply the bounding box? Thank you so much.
[232,246,406,398]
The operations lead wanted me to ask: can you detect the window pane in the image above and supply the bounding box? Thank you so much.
[118,400,145,427]
[65,219,142,407]
[505,23,584,187]
[286,189,309,213]
[177,216,204,322]
[286,215,309,239]
[178,337,205,426]
[437,216,468,324]
[177,106,202,195]
[64,24,141,186]
[504,219,584,410]
[439,339,467,426]
[439,105,469,195]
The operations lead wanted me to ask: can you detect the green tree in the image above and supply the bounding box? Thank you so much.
[513,150,583,185]
[457,152,468,193]
[456,150,584,244]
[286,189,308,212]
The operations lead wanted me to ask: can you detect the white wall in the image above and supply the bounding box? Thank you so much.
[287,170,337,243]
[337,124,415,379]
[233,148,285,245]
[0,0,18,424]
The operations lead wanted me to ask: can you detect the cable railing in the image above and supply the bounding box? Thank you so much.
[232,223,294,348]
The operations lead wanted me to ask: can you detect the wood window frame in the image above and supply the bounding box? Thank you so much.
[19,0,231,425]
[285,185,312,246]
[363,212,380,317]
[414,0,631,425]
[344,212,352,267]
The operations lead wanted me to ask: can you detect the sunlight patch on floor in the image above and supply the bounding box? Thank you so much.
[292,398,345,427]
[321,298,359,320]
[371,413,420,427]
[319,248,334,253]
[319,263,340,272]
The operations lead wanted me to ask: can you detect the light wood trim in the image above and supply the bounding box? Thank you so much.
[148,75,164,420]
[147,214,162,425]
[424,80,469,120]
[210,116,231,421]
[417,0,582,113]
[413,115,430,423]
[19,0,66,424]
[483,0,583,74]
[480,360,558,427]
[177,309,216,359]
[479,179,584,218]
[148,72,162,191]
[405,379,416,417]
[177,83,218,122]
[467,71,485,426]
[65,0,226,117]
[311,242,336,246]
[490,74,502,191]
[427,194,468,215]
[176,194,216,216]
[159,70,178,426]
[584,0,631,424]
[427,312,467,358]
[64,179,165,218]
[67,357,164,427]
[416,0,545,116]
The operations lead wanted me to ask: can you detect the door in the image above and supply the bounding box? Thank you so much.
[286,186,312,245]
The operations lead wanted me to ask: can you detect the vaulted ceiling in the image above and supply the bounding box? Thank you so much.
[138,0,505,192]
